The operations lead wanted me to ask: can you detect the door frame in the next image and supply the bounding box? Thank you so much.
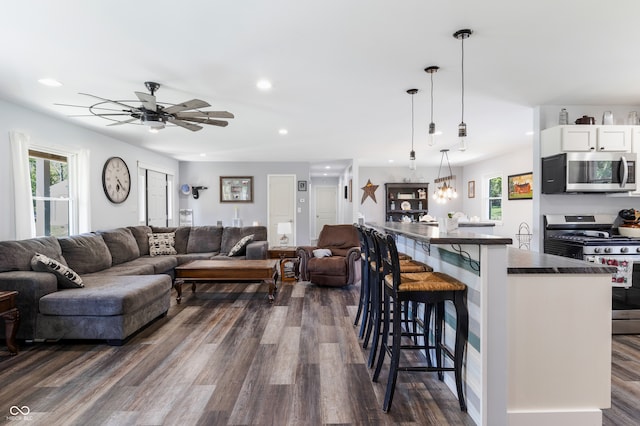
[267,174,297,246]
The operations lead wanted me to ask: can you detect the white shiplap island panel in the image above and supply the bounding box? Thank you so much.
[371,222,614,426]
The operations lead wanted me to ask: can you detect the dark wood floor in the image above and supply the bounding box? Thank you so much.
[0,280,638,425]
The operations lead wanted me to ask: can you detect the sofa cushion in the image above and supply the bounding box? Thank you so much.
[30,253,84,288]
[229,234,254,257]
[187,226,223,254]
[150,226,190,253]
[129,256,178,274]
[127,225,153,256]
[99,228,140,265]
[58,234,112,275]
[221,226,267,253]
[39,275,171,316]
[80,262,155,277]
[148,233,177,256]
[308,256,347,277]
[0,236,66,272]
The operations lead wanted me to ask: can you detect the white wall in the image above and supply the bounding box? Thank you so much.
[0,99,179,241]
[178,161,312,245]
[462,148,534,245]
[358,165,464,224]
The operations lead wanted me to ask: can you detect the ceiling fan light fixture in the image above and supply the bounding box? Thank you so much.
[407,88,418,170]
[454,29,472,151]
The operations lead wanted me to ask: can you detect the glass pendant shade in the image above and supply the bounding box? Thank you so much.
[454,29,472,151]
[425,66,439,147]
[428,122,436,146]
[409,149,416,170]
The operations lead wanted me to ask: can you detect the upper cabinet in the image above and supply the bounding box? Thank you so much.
[541,125,634,157]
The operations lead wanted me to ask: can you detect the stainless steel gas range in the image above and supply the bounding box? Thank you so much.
[544,214,640,334]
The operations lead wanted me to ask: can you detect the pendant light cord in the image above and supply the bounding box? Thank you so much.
[430,72,434,124]
[460,36,465,123]
[411,92,415,151]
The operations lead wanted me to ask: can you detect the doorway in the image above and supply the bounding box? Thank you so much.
[267,174,296,247]
[146,170,168,226]
[314,185,337,239]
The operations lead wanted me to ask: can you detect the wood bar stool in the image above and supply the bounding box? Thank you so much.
[353,224,371,338]
[364,227,432,369]
[372,230,469,413]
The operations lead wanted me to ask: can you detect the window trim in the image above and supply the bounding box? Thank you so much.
[485,173,504,225]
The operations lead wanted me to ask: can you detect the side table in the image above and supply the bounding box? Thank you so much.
[0,290,19,355]
[268,247,299,282]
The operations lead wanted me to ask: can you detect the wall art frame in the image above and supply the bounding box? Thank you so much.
[220,176,254,202]
[507,172,533,200]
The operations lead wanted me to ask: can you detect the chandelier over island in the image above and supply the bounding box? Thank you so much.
[433,149,457,204]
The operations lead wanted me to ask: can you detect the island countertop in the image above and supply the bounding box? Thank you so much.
[371,221,512,245]
[371,222,616,275]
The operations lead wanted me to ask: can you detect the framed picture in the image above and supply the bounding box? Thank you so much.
[468,180,475,198]
[298,180,307,191]
[220,176,253,202]
[508,172,533,200]
[349,179,352,202]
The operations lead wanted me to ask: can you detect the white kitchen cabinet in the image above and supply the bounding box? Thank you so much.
[541,125,633,156]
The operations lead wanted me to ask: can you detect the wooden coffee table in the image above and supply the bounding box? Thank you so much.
[174,259,279,303]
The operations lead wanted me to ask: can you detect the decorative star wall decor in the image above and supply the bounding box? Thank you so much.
[361,179,379,204]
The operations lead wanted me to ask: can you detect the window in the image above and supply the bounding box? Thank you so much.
[29,150,71,237]
[488,175,502,221]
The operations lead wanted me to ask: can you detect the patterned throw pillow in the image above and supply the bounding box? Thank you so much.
[148,233,177,256]
[228,234,254,257]
[31,253,84,289]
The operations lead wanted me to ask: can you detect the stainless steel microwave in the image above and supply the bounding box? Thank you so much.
[541,152,637,193]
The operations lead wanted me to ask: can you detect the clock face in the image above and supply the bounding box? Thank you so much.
[102,157,131,204]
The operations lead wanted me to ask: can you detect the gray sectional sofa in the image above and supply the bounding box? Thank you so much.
[0,225,268,345]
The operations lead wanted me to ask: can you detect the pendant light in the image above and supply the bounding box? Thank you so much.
[432,149,457,204]
[424,66,439,146]
[454,29,472,151]
[407,88,418,170]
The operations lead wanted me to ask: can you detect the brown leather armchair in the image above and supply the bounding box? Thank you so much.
[296,224,361,287]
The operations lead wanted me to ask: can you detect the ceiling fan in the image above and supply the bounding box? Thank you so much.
[57,81,234,132]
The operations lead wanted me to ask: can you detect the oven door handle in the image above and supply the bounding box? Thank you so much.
[620,155,629,188]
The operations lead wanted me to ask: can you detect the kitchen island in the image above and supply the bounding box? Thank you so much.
[371,222,614,426]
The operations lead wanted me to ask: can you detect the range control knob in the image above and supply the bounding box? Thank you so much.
[637,247,640,253]
[604,247,612,254]
[621,247,629,253]
[594,247,601,254]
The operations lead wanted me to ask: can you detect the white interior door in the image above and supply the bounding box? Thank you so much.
[147,170,168,226]
[268,175,296,247]
[315,186,337,238]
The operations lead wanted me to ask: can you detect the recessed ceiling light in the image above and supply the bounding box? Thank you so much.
[278,128,288,135]
[325,166,331,169]
[200,153,207,157]
[525,131,534,136]
[38,78,62,87]
[257,79,272,90]
[323,173,328,176]
[388,159,394,163]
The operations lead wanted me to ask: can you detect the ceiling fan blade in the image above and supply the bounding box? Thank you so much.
[163,99,210,114]
[79,93,136,110]
[54,103,126,112]
[68,113,132,117]
[180,117,229,127]
[106,118,139,127]
[135,91,157,111]
[175,111,235,119]
[167,117,202,131]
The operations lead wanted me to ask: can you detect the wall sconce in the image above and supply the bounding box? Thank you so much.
[191,186,208,199]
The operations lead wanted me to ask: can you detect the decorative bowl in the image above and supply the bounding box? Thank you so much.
[618,226,640,237]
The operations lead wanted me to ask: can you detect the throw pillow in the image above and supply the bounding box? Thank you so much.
[31,253,84,289]
[313,248,332,258]
[148,233,177,256]
[228,234,254,257]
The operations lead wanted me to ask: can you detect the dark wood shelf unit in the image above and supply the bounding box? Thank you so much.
[385,182,429,222]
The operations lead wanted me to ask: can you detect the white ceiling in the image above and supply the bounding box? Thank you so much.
[2,1,639,177]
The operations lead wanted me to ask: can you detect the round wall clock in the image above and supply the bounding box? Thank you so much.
[102,156,131,204]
